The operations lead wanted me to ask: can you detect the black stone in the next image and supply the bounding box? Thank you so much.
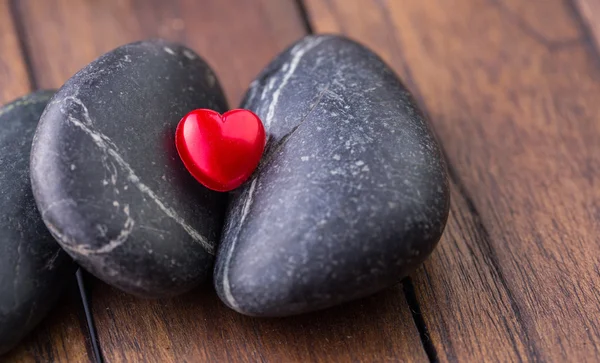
[31,40,228,298]
[0,91,74,355]
[214,35,450,317]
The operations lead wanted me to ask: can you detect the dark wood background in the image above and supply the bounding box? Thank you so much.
[2,0,599,361]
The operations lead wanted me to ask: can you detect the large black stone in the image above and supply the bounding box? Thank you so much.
[0,91,74,355]
[214,35,450,317]
[31,40,228,298]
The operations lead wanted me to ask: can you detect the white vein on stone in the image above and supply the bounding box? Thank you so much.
[92,204,135,254]
[61,97,215,254]
[220,37,327,309]
[245,80,259,106]
[41,198,77,217]
[221,178,257,310]
[264,37,326,128]
[45,222,90,256]
[44,248,63,270]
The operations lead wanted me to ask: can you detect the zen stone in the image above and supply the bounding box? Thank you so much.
[0,91,74,355]
[215,35,450,317]
[31,40,228,298]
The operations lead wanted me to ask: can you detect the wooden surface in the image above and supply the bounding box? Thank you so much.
[1,0,599,361]
[5,0,427,362]
[0,0,29,101]
[5,282,92,363]
[0,1,92,362]
[305,0,600,361]
[575,0,600,51]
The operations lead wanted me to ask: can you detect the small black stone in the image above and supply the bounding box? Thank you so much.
[0,91,74,355]
[214,35,450,317]
[31,40,228,298]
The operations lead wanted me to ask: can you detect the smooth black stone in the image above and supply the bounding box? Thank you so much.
[0,91,74,355]
[214,35,450,317]
[31,40,228,298]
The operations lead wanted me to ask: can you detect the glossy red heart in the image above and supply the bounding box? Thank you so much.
[175,109,266,192]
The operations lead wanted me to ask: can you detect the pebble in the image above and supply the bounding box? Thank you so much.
[214,35,450,316]
[0,91,74,354]
[30,40,229,297]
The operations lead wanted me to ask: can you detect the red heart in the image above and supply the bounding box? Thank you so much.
[175,109,266,192]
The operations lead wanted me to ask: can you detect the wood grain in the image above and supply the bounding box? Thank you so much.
[304,0,600,361]
[574,0,600,52]
[14,0,428,361]
[4,282,93,363]
[92,281,427,362]
[1,1,92,362]
[16,0,307,106]
[0,0,29,102]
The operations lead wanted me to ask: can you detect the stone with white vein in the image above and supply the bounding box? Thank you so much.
[214,35,450,316]
[0,91,74,355]
[31,40,228,297]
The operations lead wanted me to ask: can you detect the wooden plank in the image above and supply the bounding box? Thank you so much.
[93,281,427,362]
[0,0,29,101]
[0,1,92,362]
[574,0,600,51]
[15,0,428,361]
[304,0,600,361]
[17,0,307,106]
[5,282,92,363]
